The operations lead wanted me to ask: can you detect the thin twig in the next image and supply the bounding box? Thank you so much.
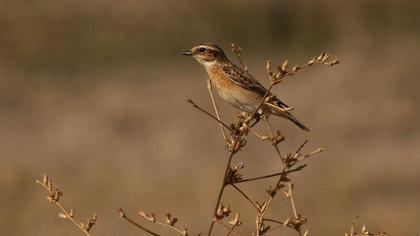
[287,184,299,219]
[231,43,248,72]
[118,208,160,236]
[204,45,339,236]
[207,79,229,141]
[264,218,293,228]
[36,174,95,236]
[234,164,306,184]
[217,221,241,236]
[285,183,303,236]
[54,201,91,236]
[207,134,243,236]
[187,99,232,132]
[231,184,261,212]
[255,119,290,236]
[249,127,265,139]
[137,211,189,236]
[294,140,309,156]
[154,221,187,235]
[263,219,296,234]
[296,147,325,162]
[265,119,284,161]
[226,224,239,236]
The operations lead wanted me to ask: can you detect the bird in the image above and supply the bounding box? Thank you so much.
[181,43,309,131]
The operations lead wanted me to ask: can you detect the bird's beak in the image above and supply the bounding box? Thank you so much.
[181,50,193,56]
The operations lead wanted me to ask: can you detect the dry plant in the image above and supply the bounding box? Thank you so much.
[35,44,386,236]
[118,208,190,236]
[117,44,343,236]
[197,43,338,236]
[345,219,387,236]
[36,174,97,236]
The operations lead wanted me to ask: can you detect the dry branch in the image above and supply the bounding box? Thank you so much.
[36,174,97,236]
[34,43,388,236]
[202,44,339,236]
[118,208,160,236]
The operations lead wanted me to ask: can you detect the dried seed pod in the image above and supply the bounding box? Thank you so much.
[47,190,63,203]
[283,218,291,226]
[281,60,289,71]
[317,53,325,61]
[284,190,291,198]
[329,59,340,66]
[82,214,97,232]
[266,59,272,72]
[42,174,48,185]
[58,212,68,219]
[138,211,156,222]
[69,208,75,218]
[47,179,53,191]
[165,213,178,226]
[361,225,368,234]
[228,213,242,226]
[308,57,316,66]
[118,208,125,218]
[181,225,188,236]
[321,53,330,63]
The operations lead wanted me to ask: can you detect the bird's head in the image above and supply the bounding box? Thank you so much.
[181,43,228,68]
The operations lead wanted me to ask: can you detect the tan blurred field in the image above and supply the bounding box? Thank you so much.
[0,0,419,235]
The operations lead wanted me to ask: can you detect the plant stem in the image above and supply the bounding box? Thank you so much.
[118,208,160,236]
[207,135,242,236]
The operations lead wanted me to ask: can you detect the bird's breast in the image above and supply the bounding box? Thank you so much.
[207,65,261,112]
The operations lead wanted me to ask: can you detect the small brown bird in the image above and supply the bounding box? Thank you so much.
[182,43,309,131]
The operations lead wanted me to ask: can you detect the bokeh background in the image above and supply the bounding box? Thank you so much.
[1,0,419,235]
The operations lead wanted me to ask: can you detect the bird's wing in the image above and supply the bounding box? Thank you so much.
[222,64,268,96]
[222,64,291,109]
[271,97,291,109]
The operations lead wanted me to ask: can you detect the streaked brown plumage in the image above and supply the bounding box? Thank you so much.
[182,43,309,131]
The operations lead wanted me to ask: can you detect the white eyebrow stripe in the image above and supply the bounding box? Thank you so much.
[196,45,220,51]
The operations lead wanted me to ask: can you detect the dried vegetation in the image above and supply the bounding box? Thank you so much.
[36,44,386,236]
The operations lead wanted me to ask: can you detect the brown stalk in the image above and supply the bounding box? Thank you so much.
[207,133,244,235]
[207,79,230,141]
[207,45,339,236]
[36,174,96,236]
[250,120,284,236]
[187,99,232,132]
[265,119,284,161]
[231,184,261,212]
[234,164,306,184]
[137,211,189,236]
[225,224,240,236]
[263,218,297,230]
[216,221,241,236]
[345,219,387,236]
[231,43,248,72]
[35,45,387,236]
[285,184,303,235]
[118,208,159,236]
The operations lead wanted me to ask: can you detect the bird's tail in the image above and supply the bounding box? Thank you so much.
[280,111,310,131]
[265,103,310,131]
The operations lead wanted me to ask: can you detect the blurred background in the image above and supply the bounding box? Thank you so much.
[1,0,419,235]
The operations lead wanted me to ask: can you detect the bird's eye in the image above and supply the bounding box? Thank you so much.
[199,47,206,53]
